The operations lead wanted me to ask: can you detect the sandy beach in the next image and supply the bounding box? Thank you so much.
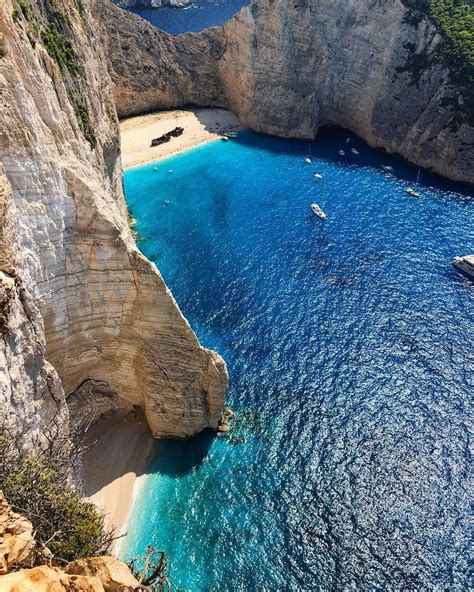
[82,412,156,554]
[119,108,244,169]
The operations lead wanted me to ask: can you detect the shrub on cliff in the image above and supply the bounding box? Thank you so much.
[0,425,113,564]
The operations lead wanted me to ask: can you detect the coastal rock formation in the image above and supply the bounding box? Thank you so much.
[66,557,139,591]
[0,493,139,590]
[0,0,227,439]
[98,0,473,184]
[0,565,106,591]
[0,492,37,574]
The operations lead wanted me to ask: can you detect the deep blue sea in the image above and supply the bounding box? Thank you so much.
[129,0,248,35]
[122,128,473,591]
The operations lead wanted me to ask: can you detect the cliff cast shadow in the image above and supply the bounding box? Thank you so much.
[82,412,216,499]
[217,123,473,201]
[151,428,215,477]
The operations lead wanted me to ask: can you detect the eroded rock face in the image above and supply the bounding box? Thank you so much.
[0,566,106,592]
[0,496,138,591]
[99,0,473,184]
[66,557,139,591]
[0,492,37,575]
[0,0,227,438]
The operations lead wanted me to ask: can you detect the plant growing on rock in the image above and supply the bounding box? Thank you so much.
[0,423,114,564]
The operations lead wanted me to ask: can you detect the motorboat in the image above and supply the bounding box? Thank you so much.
[221,136,229,141]
[351,148,359,155]
[405,187,420,197]
[311,203,327,220]
[164,200,170,205]
[452,255,474,280]
[382,165,393,172]
[345,138,351,143]
[305,157,312,164]
[338,150,345,156]
[313,173,323,179]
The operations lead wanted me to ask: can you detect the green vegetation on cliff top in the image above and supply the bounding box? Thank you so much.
[12,0,97,149]
[404,0,474,78]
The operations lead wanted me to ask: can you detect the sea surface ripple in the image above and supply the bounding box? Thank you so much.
[123,129,473,591]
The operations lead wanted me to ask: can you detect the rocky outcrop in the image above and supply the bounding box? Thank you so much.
[0,565,106,591]
[0,492,38,574]
[66,557,139,591]
[0,0,227,439]
[0,493,139,590]
[98,0,473,185]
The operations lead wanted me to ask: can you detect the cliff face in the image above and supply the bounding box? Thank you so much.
[99,0,473,185]
[0,0,227,439]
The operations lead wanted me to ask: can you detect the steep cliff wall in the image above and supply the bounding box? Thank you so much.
[98,0,473,185]
[0,0,227,439]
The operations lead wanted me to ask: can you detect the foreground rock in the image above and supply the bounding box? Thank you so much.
[99,0,473,185]
[0,0,227,439]
[0,492,37,574]
[0,566,105,592]
[0,492,139,591]
[66,557,139,591]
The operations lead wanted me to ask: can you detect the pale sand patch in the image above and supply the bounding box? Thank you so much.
[120,108,244,169]
[82,412,156,555]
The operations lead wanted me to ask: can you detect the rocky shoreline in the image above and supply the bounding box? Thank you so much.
[99,0,473,185]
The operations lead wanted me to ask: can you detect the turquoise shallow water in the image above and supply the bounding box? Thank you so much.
[122,129,473,591]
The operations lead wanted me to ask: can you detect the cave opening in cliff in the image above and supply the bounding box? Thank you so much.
[114,0,251,35]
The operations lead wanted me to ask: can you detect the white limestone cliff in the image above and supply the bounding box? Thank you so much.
[98,0,473,185]
[0,0,227,440]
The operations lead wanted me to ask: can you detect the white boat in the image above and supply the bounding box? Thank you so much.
[338,150,345,156]
[164,200,170,205]
[382,165,393,172]
[221,136,229,141]
[351,148,359,155]
[452,255,474,280]
[311,203,327,220]
[313,172,323,179]
[153,166,158,172]
[405,187,420,197]
[305,157,312,164]
[345,138,351,143]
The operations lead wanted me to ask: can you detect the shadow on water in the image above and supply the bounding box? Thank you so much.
[226,125,474,200]
[150,429,215,477]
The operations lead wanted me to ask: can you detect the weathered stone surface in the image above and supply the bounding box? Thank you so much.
[66,557,139,591]
[0,497,138,592]
[99,0,473,185]
[0,565,105,591]
[0,0,227,439]
[0,171,68,442]
[0,492,36,575]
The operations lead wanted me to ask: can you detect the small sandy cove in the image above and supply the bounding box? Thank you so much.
[82,412,156,555]
[120,107,244,169]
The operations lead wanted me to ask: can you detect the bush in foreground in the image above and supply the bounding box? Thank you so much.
[0,425,113,564]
